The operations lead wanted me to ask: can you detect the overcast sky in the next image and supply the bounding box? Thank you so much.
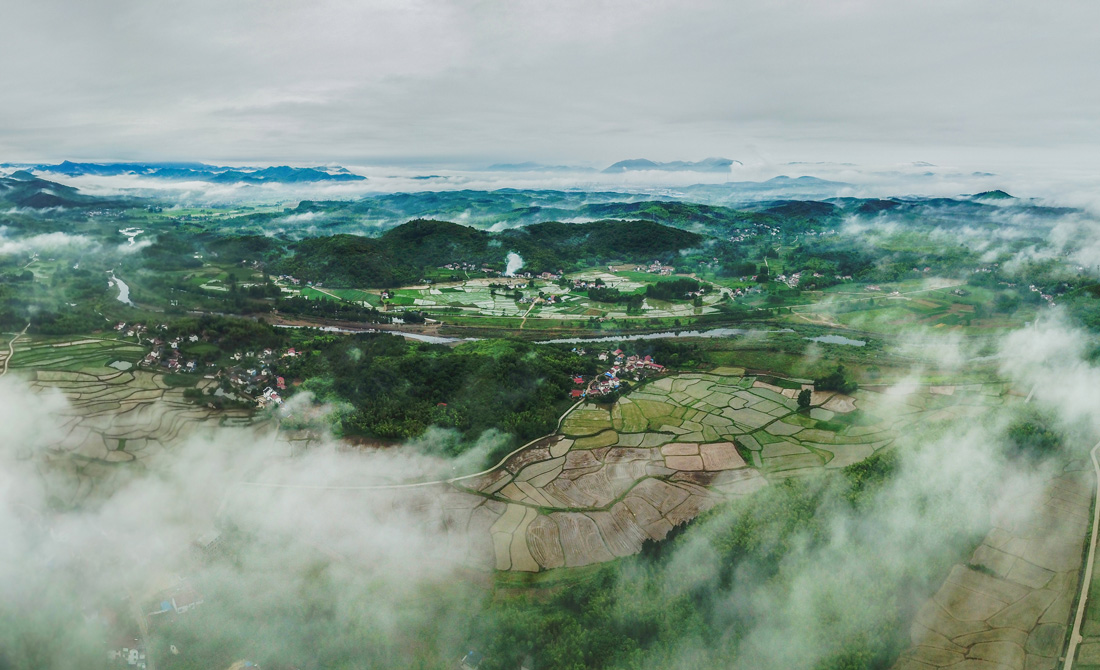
[1,0,1098,169]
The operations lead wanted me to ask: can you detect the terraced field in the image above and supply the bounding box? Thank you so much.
[15,334,1023,578]
[11,337,263,506]
[11,337,146,372]
[428,369,1019,572]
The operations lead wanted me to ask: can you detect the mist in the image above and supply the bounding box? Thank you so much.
[0,374,494,669]
[503,252,524,277]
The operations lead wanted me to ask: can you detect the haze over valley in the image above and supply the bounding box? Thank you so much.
[3,2,1100,670]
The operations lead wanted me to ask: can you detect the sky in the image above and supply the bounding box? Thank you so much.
[1,0,1098,170]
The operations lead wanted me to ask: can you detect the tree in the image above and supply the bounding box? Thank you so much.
[797,388,812,409]
[815,364,857,394]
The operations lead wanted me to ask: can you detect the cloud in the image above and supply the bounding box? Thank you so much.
[0,227,98,256]
[1,2,1099,169]
[0,374,488,667]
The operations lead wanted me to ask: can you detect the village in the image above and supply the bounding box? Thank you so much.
[121,321,294,409]
[570,348,664,399]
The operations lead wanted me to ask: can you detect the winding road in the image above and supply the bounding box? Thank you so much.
[0,323,29,379]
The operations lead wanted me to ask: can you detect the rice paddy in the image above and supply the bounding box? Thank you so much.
[447,368,1017,572]
[10,335,267,507]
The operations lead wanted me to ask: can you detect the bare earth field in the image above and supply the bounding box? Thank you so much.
[893,466,1090,670]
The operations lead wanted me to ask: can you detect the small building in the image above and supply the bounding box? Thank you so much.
[460,650,484,670]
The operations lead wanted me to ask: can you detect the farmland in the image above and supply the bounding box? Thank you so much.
[7,335,265,506]
[446,367,1018,571]
[233,366,1022,575]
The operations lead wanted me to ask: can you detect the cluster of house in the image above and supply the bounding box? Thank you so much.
[1028,284,1056,306]
[275,274,302,285]
[440,261,497,275]
[143,338,299,406]
[518,293,566,305]
[98,576,205,669]
[775,271,805,289]
[222,348,297,405]
[135,327,204,373]
[728,285,763,298]
[571,349,664,398]
[729,223,779,243]
[87,208,126,218]
[107,635,146,669]
[147,578,205,621]
[115,321,147,339]
[633,261,674,275]
[257,385,285,408]
[86,608,145,670]
[773,272,854,289]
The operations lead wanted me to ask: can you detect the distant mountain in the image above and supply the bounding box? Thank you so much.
[0,174,128,209]
[486,162,594,172]
[602,157,742,173]
[971,190,1014,200]
[17,161,366,183]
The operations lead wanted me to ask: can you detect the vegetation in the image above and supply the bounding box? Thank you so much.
[815,364,858,394]
[468,452,932,670]
[276,219,703,287]
[277,334,592,459]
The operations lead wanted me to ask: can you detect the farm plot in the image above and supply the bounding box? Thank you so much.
[11,337,145,372]
[300,273,726,321]
[13,338,267,507]
[894,467,1089,670]
[452,368,1017,572]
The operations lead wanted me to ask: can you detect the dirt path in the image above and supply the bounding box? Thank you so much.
[311,286,345,302]
[518,298,539,330]
[1063,438,1100,669]
[0,323,29,379]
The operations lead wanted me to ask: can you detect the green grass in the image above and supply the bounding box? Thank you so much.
[161,373,199,387]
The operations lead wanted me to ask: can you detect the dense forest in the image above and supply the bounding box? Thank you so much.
[273,219,703,287]
[276,334,593,459]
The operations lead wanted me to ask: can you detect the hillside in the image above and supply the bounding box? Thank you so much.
[277,218,704,287]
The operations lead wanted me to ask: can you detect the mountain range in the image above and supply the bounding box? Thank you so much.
[602,157,742,173]
[2,161,366,184]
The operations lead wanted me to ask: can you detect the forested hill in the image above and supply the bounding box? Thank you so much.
[276,218,703,287]
[0,173,130,209]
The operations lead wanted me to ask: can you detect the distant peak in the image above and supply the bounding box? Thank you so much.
[972,189,1014,200]
[602,157,741,173]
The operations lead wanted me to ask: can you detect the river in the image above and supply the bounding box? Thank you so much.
[107,271,134,306]
[535,327,795,345]
[273,324,470,344]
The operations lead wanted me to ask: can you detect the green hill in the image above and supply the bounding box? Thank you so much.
[277,218,703,287]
